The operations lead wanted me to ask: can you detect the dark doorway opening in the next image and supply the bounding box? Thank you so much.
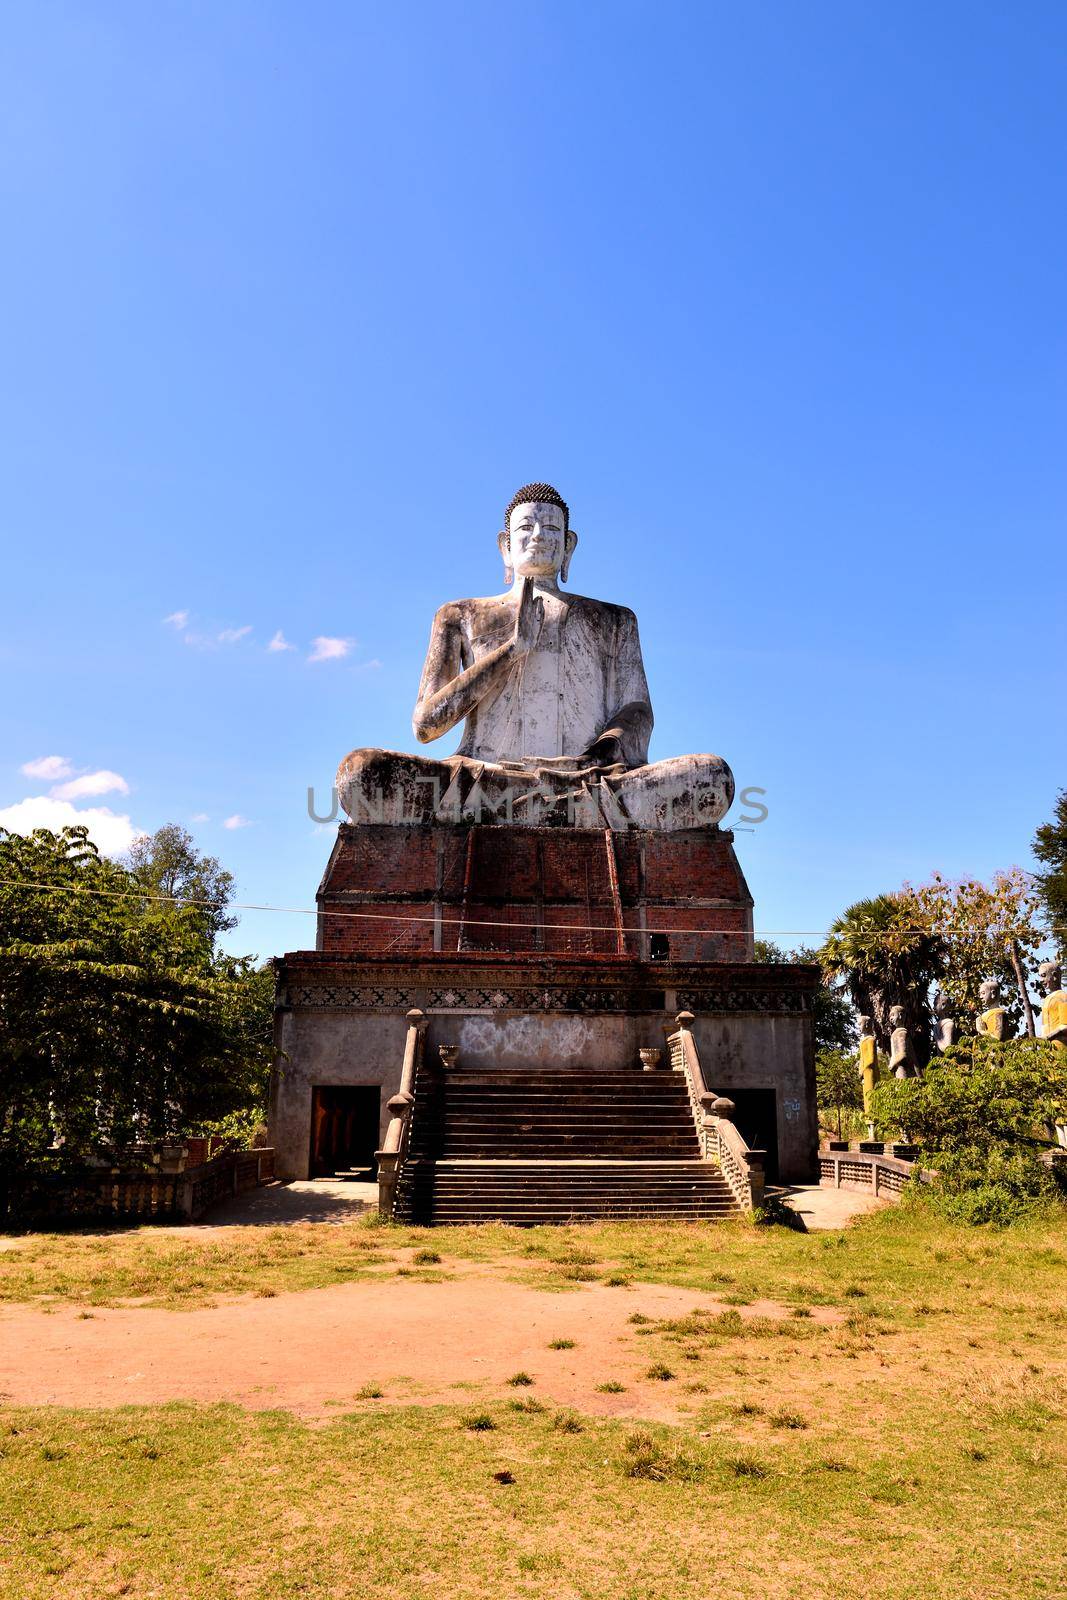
[727,1089,780,1184]
[309,1085,381,1178]
[649,933,670,961]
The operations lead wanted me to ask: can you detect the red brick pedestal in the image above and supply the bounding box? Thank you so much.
[314,822,754,962]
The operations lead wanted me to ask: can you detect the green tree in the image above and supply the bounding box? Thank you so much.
[815,1049,863,1139]
[1033,788,1067,952]
[125,824,236,946]
[908,869,1044,1037]
[818,893,945,1068]
[0,825,272,1176]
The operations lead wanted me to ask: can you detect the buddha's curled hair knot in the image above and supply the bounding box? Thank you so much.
[504,483,569,532]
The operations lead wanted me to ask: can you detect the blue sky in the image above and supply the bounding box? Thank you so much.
[2,1,1065,960]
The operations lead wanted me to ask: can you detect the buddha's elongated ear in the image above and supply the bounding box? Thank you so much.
[561,527,578,584]
[497,527,513,586]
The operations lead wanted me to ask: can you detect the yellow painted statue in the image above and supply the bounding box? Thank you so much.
[858,1014,880,1136]
[975,979,1013,1043]
[858,1014,880,1115]
[1039,961,1067,1151]
[1039,961,1067,1051]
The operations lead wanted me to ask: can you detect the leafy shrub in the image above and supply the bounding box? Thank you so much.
[929,1146,1060,1226]
[872,1039,1067,1225]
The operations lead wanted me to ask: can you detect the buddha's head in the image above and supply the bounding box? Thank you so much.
[499,482,578,585]
[889,1005,906,1029]
[979,979,1001,1008]
[858,1013,873,1037]
[1039,960,1062,995]
[933,989,953,1018]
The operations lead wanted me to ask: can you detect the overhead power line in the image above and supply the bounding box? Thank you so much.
[0,876,1061,942]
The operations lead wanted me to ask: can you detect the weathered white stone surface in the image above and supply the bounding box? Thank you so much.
[932,989,957,1052]
[335,485,734,831]
[888,1004,918,1078]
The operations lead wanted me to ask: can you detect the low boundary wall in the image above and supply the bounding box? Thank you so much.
[3,1148,276,1228]
[818,1142,932,1200]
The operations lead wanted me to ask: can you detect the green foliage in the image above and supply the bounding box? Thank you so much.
[125,824,237,945]
[873,1037,1067,1225]
[0,824,273,1177]
[1032,787,1067,949]
[815,1050,863,1139]
[908,869,1043,1031]
[927,1147,1060,1227]
[873,1037,1067,1154]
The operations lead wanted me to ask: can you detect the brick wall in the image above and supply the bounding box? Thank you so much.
[317,823,752,960]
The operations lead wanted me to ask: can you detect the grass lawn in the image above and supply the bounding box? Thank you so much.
[1,1202,1066,1314]
[2,1206,1065,1598]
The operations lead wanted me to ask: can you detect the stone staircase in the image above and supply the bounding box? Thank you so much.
[394,1067,739,1225]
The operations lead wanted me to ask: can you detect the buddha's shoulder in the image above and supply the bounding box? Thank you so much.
[564,592,639,628]
[430,592,639,628]
[432,594,511,628]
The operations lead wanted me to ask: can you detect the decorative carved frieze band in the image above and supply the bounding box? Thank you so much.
[289,982,810,1014]
[291,986,415,1010]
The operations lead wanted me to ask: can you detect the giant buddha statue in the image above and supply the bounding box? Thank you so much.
[337,484,734,832]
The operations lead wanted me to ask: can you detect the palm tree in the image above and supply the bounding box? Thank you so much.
[818,894,945,1069]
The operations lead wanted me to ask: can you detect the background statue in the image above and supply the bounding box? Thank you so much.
[888,1004,918,1078]
[1038,961,1067,1050]
[976,979,1014,1042]
[932,989,957,1053]
[1039,962,1067,1150]
[336,484,734,831]
[858,1013,880,1131]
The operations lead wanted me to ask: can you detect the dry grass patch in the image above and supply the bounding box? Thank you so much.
[3,1316,1067,1600]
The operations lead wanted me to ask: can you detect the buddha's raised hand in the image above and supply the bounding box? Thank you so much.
[513,576,545,657]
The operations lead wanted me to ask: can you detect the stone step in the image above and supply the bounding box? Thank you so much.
[442,1083,688,1095]
[445,1071,678,1080]
[442,1090,690,1098]
[436,1119,697,1131]
[396,1060,721,1225]
[435,1109,697,1120]
[429,1142,702,1153]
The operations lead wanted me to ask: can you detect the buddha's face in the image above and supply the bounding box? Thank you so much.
[500,500,571,582]
[889,1006,905,1028]
[980,980,1000,1007]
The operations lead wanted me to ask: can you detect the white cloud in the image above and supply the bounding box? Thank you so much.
[163,610,189,629]
[218,625,252,645]
[223,813,252,830]
[191,811,210,822]
[355,658,383,672]
[0,795,143,858]
[20,755,74,781]
[308,635,354,663]
[50,769,130,802]
[268,630,295,653]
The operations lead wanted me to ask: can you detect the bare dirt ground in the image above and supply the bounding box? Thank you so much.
[0,1268,842,1423]
[0,1183,881,1425]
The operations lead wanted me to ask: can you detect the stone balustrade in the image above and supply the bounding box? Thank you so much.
[376,1009,428,1217]
[666,1010,765,1212]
